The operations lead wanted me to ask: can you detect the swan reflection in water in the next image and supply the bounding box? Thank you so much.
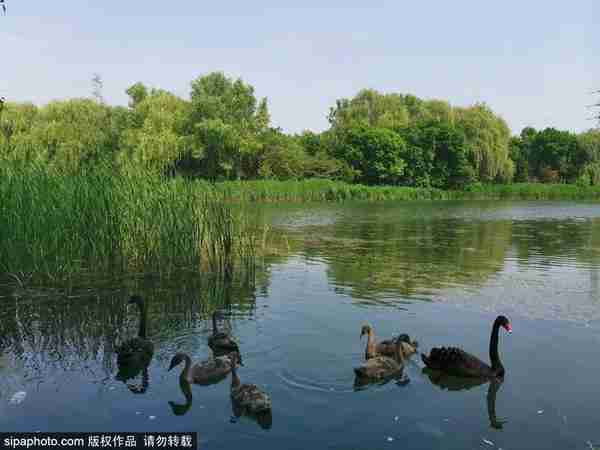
[422,368,506,430]
[353,370,410,391]
[115,296,154,394]
[116,366,150,394]
[169,377,193,416]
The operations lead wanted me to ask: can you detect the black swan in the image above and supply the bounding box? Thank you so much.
[115,295,154,378]
[229,358,272,429]
[168,351,240,386]
[208,311,240,356]
[354,336,406,380]
[421,315,511,378]
[360,324,418,360]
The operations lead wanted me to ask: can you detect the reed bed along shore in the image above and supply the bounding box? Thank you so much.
[462,182,600,200]
[0,165,260,285]
[3,165,599,286]
[211,179,459,202]
[211,179,600,202]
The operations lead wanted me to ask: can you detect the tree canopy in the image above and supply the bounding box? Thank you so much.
[0,73,595,186]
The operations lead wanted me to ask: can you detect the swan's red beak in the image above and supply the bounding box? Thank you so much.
[504,323,512,333]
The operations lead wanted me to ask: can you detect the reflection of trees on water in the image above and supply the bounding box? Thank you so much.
[0,272,261,382]
[511,218,600,302]
[304,218,513,300]
[263,206,600,301]
[511,219,600,266]
[4,205,600,383]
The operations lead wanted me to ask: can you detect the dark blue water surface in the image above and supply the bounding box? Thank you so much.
[2,200,600,450]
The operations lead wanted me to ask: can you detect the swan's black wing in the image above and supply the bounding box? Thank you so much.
[421,346,492,378]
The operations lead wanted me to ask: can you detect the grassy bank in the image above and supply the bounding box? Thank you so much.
[462,182,600,200]
[210,179,600,202]
[0,165,260,285]
[212,179,460,202]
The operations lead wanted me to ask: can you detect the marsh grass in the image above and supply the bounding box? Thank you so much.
[0,164,260,285]
[463,182,600,200]
[3,165,599,286]
[214,179,600,202]
[213,179,459,202]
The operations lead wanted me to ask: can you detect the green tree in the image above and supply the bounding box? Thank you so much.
[528,128,580,181]
[508,138,527,183]
[0,101,38,161]
[188,72,269,180]
[454,104,513,182]
[328,89,411,130]
[575,129,600,185]
[258,129,307,179]
[4,99,113,171]
[333,126,406,184]
[399,120,474,188]
[125,82,149,109]
[120,89,190,173]
[577,129,600,164]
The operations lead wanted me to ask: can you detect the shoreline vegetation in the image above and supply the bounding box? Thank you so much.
[213,179,600,202]
[3,166,599,284]
[1,71,599,284]
[0,165,260,287]
[2,166,600,287]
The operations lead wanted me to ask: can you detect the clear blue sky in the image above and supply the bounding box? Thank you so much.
[1,1,598,134]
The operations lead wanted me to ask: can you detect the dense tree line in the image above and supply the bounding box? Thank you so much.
[1,72,599,186]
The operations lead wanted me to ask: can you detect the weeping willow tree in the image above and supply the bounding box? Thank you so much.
[454,104,514,182]
[328,89,456,130]
[328,90,514,184]
[119,86,192,173]
[0,99,117,172]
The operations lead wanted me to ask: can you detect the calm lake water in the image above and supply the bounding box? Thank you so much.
[2,200,600,450]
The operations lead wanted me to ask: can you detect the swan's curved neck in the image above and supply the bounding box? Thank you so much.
[489,319,503,373]
[365,330,376,357]
[181,354,192,381]
[137,302,147,339]
[212,313,219,335]
[180,377,192,406]
[394,339,405,363]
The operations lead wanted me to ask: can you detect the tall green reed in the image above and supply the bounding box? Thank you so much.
[212,179,600,202]
[0,164,259,285]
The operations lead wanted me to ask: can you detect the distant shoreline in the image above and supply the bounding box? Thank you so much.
[208,179,600,202]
